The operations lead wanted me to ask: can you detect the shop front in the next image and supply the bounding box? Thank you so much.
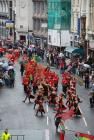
[88,41,94,62]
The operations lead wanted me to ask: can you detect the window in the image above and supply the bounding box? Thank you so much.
[3,2,6,13]
[48,2,52,10]
[33,2,36,13]
[77,0,79,5]
[6,2,8,13]
[9,1,12,8]
[54,3,58,10]
[20,25,23,28]
[72,0,75,5]
[41,2,44,13]
[44,2,47,12]
[0,2,2,12]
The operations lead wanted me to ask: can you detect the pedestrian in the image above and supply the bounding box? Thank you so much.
[23,87,34,103]
[3,71,10,87]
[85,73,90,89]
[58,120,65,140]
[22,76,30,93]
[35,100,45,116]
[1,128,11,140]
[54,112,62,132]
[20,63,25,76]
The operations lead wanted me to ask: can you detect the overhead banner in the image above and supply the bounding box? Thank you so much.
[48,29,60,47]
[48,29,70,47]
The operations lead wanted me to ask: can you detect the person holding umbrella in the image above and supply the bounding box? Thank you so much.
[84,73,90,89]
[20,63,25,76]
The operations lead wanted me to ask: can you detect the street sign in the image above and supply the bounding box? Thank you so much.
[5,20,14,29]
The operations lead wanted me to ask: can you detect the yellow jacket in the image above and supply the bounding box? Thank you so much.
[1,132,11,140]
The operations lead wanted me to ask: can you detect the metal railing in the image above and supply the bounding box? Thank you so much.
[11,135,25,140]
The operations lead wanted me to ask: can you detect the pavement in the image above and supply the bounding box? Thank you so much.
[0,62,94,140]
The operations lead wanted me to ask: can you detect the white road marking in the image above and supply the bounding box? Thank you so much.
[47,116,49,125]
[79,106,88,127]
[79,106,82,114]
[45,129,50,140]
[82,117,88,127]
[46,104,48,113]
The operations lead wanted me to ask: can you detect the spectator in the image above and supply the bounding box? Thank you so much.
[85,73,90,89]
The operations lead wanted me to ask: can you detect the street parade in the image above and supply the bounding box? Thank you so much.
[0,42,94,140]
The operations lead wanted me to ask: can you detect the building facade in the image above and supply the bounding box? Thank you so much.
[0,0,9,39]
[0,0,15,42]
[32,0,47,48]
[48,0,71,49]
[15,0,33,44]
[87,0,94,61]
[71,0,94,60]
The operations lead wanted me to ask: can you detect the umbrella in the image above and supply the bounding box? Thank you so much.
[2,62,8,68]
[0,62,3,65]
[59,53,64,58]
[8,66,14,70]
[0,48,4,52]
[83,64,91,68]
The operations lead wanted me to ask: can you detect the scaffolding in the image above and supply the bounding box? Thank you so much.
[48,0,71,30]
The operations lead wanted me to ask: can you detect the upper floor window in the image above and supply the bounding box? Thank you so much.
[0,2,3,12]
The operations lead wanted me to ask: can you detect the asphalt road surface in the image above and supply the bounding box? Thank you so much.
[0,62,94,140]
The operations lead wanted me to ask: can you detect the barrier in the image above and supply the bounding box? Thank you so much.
[11,135,25,140]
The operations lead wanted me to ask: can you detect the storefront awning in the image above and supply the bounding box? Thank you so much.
[65,46,83,55]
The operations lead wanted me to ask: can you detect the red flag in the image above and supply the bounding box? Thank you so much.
[57,109,74,120]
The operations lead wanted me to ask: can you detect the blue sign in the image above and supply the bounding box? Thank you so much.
[77,18,80,36]
[27,35,32,40]
[5,20,14,23]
